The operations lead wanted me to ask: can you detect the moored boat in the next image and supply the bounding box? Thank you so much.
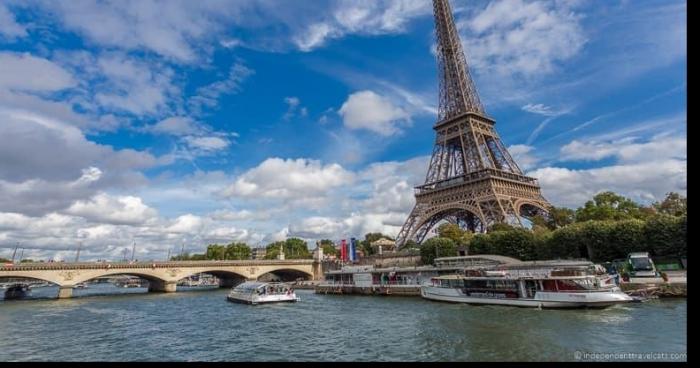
[227,282,299,305]
[421,267,633,309]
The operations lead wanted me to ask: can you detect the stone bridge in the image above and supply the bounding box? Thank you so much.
[0,260,321,298]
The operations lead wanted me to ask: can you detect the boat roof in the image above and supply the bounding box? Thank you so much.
[325,265,455,275]
[236,281,289,289]
[434,255,522,264]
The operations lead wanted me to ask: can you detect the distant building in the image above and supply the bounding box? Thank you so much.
[251,247,267,260]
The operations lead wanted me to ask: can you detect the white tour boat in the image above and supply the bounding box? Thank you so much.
[421,266,633,309]
[227,282,300,305]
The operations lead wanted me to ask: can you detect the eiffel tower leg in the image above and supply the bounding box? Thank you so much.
[396,206,422,248]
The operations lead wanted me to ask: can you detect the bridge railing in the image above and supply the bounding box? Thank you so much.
[0,260,315,272]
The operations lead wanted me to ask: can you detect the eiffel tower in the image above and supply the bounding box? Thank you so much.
[396,0,551,248]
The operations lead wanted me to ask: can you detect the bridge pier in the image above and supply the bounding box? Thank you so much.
[58,286,73,299]
[148,280,177,293]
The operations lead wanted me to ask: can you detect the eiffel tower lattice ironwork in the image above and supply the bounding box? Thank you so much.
[396,0,552,248]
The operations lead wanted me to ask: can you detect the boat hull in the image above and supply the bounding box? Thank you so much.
[227,294,300,305]
[421,286,632,309]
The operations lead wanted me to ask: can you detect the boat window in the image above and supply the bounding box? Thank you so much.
[555,279,588,291]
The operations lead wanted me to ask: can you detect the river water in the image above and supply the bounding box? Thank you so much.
[0,285,687,362]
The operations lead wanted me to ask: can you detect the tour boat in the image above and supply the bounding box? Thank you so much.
[421,267,633,309]
[227,282,299,305]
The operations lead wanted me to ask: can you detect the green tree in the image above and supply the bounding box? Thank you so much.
[0,257,10,263]
[653,192,687,217]
[206,244,226,260]
[420,237,458,265]
[488,223,517,233]
[319,239,339,257]
[437,223,474,247]
[225,242,251,260]
[264,241,285,260]
[644,214,687,258]
[575,192,644,222]
[264,238,311,260]
[547,207,576,229]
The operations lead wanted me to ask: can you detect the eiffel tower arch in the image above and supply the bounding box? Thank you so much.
[396,0,552,248]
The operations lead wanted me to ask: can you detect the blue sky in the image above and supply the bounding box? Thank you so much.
[0,0,686,261]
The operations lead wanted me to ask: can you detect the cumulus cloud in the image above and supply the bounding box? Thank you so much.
[0,52,76,92]
[531,134,687,207]
[66,193,158,226]
[531,159,686,208]
[461,0,586,77]
[339,90,410,136]
[221,158,354,200]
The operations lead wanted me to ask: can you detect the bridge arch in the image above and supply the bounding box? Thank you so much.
[256,267,314,282]
[0,274,61,286]
[71,270,169,286]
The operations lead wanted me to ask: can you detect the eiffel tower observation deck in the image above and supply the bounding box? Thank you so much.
[396,0,552,248]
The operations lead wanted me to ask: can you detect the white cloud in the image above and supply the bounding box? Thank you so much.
[222,158,354,200]
[0,52,76,92]
[283,96,308,120]
[339,90,410,136]
[43,0,236,62]
[66,193,158,226]
[522,103,560,117]
[183,136,230,152]
[531,159,686,208]
[462,0,587,77]
[0,4,27,39]
[0,167,102,217]
[166,214,204,234]
[92,53,177,116]
[294,0,431,51]
[560,136,687,163]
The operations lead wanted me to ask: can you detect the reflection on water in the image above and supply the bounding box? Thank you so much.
[0,289,687,362]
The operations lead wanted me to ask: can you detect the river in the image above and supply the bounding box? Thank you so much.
[0,285,687,362]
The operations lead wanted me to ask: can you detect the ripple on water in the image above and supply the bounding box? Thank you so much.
[0,290,687,362]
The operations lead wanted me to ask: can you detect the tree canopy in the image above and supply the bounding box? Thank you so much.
[265,238,311,260]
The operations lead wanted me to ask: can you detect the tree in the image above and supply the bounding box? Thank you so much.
[644,214,687,258]
[653,192,687,217]
[225,242,251,260]
[206,244,226,260]
[319,239,339,257]
[0,257,10,263]
[575,191,644,222]
[264,238,311,260]
[420,237,458,265]
[437,223,473,246]
[488,223,517,232]
[546,207,576,229]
